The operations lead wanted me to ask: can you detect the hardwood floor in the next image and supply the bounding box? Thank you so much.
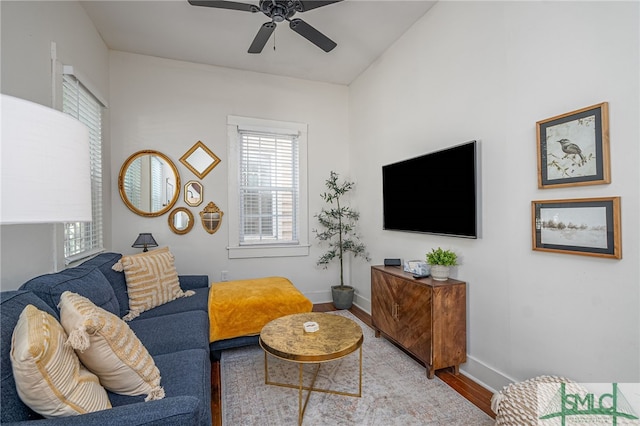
[210,304,495,425]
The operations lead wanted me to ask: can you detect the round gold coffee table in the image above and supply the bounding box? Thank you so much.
[259,312,363,425]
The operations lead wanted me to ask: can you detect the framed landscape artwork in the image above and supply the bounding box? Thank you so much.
[536,102,610,189]
[532,197,621,259]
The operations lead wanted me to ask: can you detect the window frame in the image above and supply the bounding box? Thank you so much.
[227,115,309,259]
[61,72,105,265]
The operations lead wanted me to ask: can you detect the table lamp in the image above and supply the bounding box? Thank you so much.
[132,233,158,252]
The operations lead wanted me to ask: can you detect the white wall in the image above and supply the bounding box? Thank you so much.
[348,1,639,390]
[109,51,350,302]
[0,1,110,289]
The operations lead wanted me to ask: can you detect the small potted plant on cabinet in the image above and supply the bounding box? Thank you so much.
[314,171,370,309]
[426,247,458,281]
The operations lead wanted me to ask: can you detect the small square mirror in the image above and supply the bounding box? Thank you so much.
[180,141,221,179]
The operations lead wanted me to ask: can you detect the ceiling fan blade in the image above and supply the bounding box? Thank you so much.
[248,22,276,53]
[295,0,342,12]
[187,0,259,13]
[289,18,336,52]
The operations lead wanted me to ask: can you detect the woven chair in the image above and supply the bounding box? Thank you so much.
[491,375,582,425]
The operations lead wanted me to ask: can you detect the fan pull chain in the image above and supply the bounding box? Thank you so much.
[273,30,276,51]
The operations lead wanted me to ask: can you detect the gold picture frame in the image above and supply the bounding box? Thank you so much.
[532,197,621,259]
[536,102,610,189]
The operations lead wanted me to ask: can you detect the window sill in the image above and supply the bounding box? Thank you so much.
[227,244,310,259]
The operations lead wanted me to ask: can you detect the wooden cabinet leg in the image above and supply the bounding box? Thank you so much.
[374,330,380,338]
[452,365,459,375]
[427,365,435,379]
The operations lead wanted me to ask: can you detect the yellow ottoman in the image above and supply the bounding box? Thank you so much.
[208,276,312,343]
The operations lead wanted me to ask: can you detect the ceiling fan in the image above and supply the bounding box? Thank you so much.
[188,0,343,54]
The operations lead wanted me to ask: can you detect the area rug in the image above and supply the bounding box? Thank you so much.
[221,310,494,425]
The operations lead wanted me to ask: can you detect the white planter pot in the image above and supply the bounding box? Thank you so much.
[430,265,450,281]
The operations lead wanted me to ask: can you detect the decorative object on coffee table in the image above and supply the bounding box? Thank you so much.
[426,247,458,281]
[314,171,370,309]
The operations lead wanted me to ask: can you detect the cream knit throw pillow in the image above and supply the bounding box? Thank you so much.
[59,291,164,401]
[112,247,194,321]
[10,304,111,417]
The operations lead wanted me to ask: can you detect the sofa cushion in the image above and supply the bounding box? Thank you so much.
[59,291,164,401]
[129,310,210,356]
[112,247,194,321]
[11,304,111,418]
[20,266,119,317]
[131,286,209,320]
[78,252,129,317]
[1,291,61,422]
[108,348,211,425]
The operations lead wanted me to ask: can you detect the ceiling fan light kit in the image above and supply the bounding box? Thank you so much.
[188,0,342,54]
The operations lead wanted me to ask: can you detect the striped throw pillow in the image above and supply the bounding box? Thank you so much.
[59,291,164,401]
[10,304,111,418]
[112,247,194,321]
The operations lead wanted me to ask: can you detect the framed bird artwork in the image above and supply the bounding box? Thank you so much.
[536,102,610,189]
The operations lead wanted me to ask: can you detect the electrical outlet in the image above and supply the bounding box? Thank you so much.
[221,270,229,282]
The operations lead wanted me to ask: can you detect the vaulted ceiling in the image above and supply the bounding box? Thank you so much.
[81,0,436,85]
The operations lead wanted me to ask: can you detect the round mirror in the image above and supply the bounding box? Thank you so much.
[184,180,203,207]
[168,207,194,235]
[118,150,181,217]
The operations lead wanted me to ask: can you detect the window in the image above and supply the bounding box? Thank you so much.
[62,74,104,264]
[227,116,309,258]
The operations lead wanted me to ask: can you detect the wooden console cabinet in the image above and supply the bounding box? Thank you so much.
[371,265,466,379]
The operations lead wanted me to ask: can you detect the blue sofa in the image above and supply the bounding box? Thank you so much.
[1,252,213,425]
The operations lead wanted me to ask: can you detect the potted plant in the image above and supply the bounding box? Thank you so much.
[314,171,370,309]
[426,247,458,281]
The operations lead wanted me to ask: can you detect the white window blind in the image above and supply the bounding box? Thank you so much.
[227,115,309,259]
[239,131,299,245]
[62,74,104,263]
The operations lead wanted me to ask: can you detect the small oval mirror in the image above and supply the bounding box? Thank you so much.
[168,207,194,235]
[118,150,180,217]
[184,180,203,207]
[200,201,223,234]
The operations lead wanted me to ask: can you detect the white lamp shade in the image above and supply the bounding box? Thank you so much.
[1,94,92,224]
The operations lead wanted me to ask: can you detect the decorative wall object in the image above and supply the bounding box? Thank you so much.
[168,207,194,235]
[532,197,621,259]
[180,141,221,179]
[184,181,203,207]
[536,102,610,189]
[200,201,224,234]
[118,150,181,217]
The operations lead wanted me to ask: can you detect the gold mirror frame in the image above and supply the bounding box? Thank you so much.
[184,180,204,207]
[180,141,221,179]
[168,207,194,235]
[118,150,181,217]
[200,201,223,234]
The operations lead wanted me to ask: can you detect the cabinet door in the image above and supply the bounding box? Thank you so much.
[371,268,399,337]
[395,280,432,364]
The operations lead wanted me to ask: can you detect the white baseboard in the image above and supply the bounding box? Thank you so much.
[316,292,515,394]
[459,355,518,394]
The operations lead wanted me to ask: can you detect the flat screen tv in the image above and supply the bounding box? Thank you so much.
[382,140,478,238]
